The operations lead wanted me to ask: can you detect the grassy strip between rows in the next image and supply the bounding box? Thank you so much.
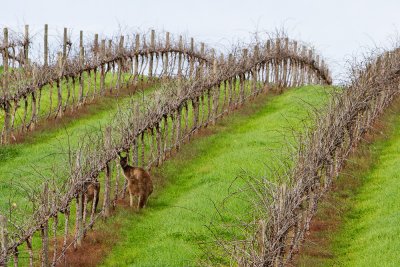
[295,98,400,266]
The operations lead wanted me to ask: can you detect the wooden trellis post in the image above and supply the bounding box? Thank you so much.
[103,126,112,218]
[141,132,146,167]
[24,24,29,66]
[282,38,289,88]
[79,31,85,105]
[274,38,281,88]
[307,49,313,84]
[176,106,182,151]
[74,152,84,250]
[148,30,155,79]
[192,97,199,136]
[0,215,8,266]
[162,115,169,159]
[60,207,70,265]
[156,123,162,166]
[93,33,99,97]
[239,49,248,105]
[116,35,124,90]
[41,183,49,267]
[315,55,320,85]
[100,39,106,94]
[163,32,170,78]
[1,28,10,145]
[177,36,183,79]
[291,41,298,87]
[44,24,48,66]
[198,42,205,78]
[300,46,306,85]
[212,55,218,125]
[252,45,259,96]
[189,37,195,78]
[56,52,63,118]
[264,40,271,91]
[62,27,68,60]
[134,34,140,83]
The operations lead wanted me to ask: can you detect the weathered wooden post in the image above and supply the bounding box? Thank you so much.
[94,33,99,55]
[162,115,169,159]
[282,38,289,88]
[252,45,259,96]
[73,152,84,250]
[44,24,48,66]
[274,38,281,88]
[240,49,248,105]
[177,36,183,79]
[0,215,8,266]
[211,54,218,125]
[307,49,313,84]
[106,39,115,93]
[79,31,85,105]
[1,28,10,145]
[103,126,112,218]
[264,40,271,92]
[189,37,195,78]
[117,35,124,90]
[227,54,234,109]
[41,183,49,267]
[156,123,162,166]
[138,131,144,167]
[91,33,99,98]
[62,27,68,60]
[24,24,29,66]
[100,39,106,94]
[300,46,307,85]
[163,32,170,78]
[291,41,298,87]
[176,106,182,151]
[148,29,155,79]
[315,55,320,85]
[198,42,205,78]
[134,34,140,84]
[56,52,63,118]
[320,59,325,85]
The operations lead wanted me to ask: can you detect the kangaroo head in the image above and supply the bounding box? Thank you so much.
[118,151,129,168]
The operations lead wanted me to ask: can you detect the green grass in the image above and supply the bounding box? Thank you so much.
[327,107,400,266]
[99,85,332,266]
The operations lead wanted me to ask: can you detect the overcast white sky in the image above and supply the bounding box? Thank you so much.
[3,0,400,82]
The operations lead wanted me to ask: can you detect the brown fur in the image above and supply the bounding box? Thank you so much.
[119,154,153,209]
[83,181,100,213]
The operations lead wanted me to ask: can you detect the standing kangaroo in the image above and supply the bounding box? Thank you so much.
[118,152,153,209]
[83,180,100,213]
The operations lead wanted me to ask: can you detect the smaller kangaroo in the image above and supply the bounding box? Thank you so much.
[118,152,153,209]
[83,180,100,213]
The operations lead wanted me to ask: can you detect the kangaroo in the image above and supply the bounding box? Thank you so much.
[118,152,153,209]
[83,180,100,213]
